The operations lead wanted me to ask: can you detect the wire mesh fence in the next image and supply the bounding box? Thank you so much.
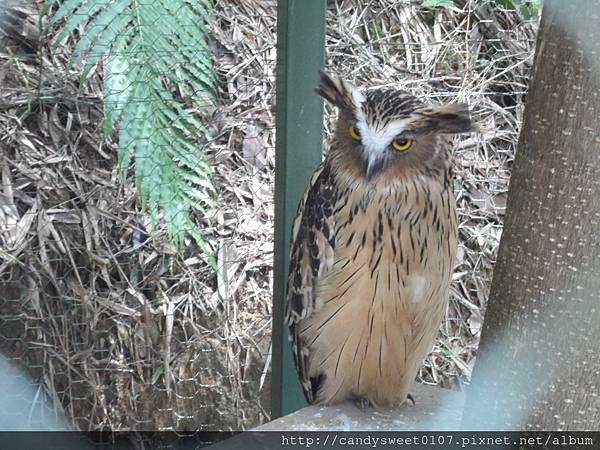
[323,0,538,393]
[0,0,537,433]
[1,0,275,432]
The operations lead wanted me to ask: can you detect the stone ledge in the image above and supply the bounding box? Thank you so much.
[257,383,464,431]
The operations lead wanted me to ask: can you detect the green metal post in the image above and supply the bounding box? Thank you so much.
[272,0,326,418]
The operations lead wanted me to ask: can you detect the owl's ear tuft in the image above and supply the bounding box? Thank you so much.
[315,71,364,111]
[415,103,475,134]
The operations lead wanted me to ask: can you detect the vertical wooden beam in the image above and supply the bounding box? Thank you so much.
[272,0,326,418]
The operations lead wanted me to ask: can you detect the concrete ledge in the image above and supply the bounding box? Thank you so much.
[257,383,464,431]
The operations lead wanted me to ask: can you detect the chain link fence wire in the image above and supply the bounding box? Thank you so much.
[0,0,536,433]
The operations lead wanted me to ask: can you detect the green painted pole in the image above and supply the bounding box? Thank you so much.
[272,0,326,418]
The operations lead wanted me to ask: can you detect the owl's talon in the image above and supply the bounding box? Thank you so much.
[356,398,373,410]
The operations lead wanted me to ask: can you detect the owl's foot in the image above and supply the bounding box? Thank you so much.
[356,397,374,410]
[354,395,414,409]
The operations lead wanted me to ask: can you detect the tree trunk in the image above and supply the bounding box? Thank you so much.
[463,0,600,430]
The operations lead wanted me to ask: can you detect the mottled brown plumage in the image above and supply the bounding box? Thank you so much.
[286,72,473,407]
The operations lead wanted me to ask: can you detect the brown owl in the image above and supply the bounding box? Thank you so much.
[285,71,473,407]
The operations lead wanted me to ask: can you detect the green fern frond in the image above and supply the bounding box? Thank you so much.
[44,0,217,267]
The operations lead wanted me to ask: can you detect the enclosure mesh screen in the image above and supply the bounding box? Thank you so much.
[323,0,538,392]
[0,0,536,432]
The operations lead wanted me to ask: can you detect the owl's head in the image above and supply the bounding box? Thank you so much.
[316,71,473,181]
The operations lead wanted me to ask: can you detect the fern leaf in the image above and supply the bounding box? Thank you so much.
[44,0,217,261]
[44,0,87,28]
[67,2,131,68]
[52,0,112,46]
[105,46,137,138]
[78,8,133,77]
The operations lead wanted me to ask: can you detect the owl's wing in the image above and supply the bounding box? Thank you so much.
[285,162,337,404]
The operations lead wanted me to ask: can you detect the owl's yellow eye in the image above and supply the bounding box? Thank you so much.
[392,138,413,151]
[349,125,361,141]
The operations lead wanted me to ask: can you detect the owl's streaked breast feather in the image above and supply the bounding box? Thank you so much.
[286,159,458,406]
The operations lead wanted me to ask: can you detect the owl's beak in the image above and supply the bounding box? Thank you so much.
[366,153,385,181]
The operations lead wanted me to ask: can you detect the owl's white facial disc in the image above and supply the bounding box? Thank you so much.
[355,116,411,180]
[355,119,408,155]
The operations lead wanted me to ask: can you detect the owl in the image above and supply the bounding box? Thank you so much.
[285,71,473,407]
